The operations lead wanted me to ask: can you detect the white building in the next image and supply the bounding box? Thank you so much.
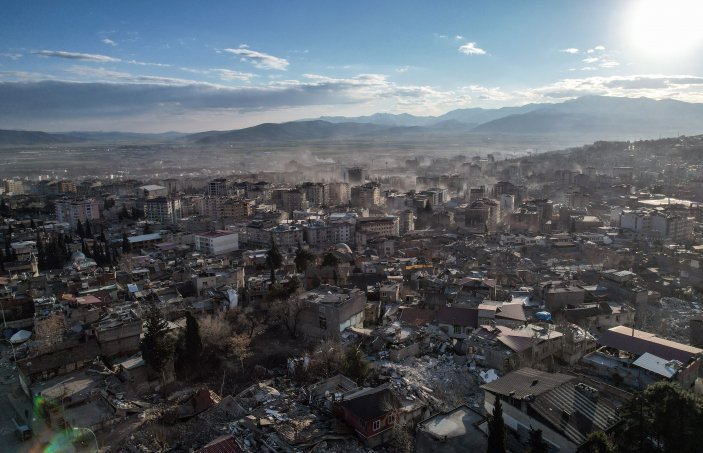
[194,231,239,255]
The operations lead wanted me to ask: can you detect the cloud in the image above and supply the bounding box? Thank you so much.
[0,53,22,60]
[561,48,579,54]
[212,69,253,82]
[599,60,620,69]
[458,42,486,55]
[101,38,117,47]
[396,66,410,73]
[582,57,599,64]
[33,50,120,62]
[223,46,289,70]
[455,35,464,40]
[586,45,605,54]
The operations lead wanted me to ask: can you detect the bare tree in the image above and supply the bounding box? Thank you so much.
[270,295,308,338]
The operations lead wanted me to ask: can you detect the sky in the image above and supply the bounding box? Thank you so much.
[2,0,703,132]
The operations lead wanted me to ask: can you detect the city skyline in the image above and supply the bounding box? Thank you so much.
[2,0,703,132]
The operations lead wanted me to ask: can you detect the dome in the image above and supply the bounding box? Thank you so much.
[71,251,87,262]
[334,243,352,254]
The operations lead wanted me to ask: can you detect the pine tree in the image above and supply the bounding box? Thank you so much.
[140,302,171,373]
[175,312,203,379]
[30,219,36,229]
[487,397,506,453]
[266,241,283,283]
[122,232,131,253]
[99,228,106,243]
[85,220,93,239]
[76,220,85,238]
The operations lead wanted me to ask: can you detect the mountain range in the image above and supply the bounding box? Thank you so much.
[2,96,703,146]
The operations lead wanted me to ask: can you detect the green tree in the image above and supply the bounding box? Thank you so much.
[85,220,93,238]
[619,381,703,453]
[527,427,548,453]
[140,302,172,374]
[487,397,506,453]
[342,345,370,384]
[321,252,339,267]
[582,431,616,453]
[175,312,203,380]
[294,248,315,272]
[266,241,283,283]
[122,232,131,253]
[76,220,85,238]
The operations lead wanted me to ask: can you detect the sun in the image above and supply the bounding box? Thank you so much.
[625,0,703,59]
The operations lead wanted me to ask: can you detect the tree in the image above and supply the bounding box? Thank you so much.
[140,302,172,374]
[143,223,152,234]
[294,248,315,273]
[527,427,548,453]
[76,220,85,239]
[122,231,131,253]
[266,242,283,282]
[487,397,506,453]
[619,381,703,453]
[321,252,340,267]
[85,220,93,239]
[30,219,36,229]
[175,312,203,379]
[341,345,370,384]
[582,431,616,453]
[270,296,306,338]
[229,334,253,370]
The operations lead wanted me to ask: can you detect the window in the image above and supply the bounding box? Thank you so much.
[319,316,327,329]
[453,325,462,334]
[372,420,381,431]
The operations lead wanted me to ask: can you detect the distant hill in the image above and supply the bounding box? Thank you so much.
[0,129,83,146]
[316,104,543,127]
[186,120,401,144]
[471,96,703,137]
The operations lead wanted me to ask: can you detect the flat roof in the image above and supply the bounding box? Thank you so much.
[195,230,237,238]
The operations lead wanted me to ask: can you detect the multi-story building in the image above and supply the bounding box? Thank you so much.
[208,178,228,197]
[356,216,399,237]
[351,183,382,208]
[194,231,239,255]
[56,198,100,228]
[465,198,500,233]
[328,182,351,205]
[57,180,77,194]
[273,189,308,213]
[144,197,182,224]
[301,182,328,207]
[304,221,355,248]
[138,185,168,199]
[399,210,415,234]
[3,179,25,195]
[222,199,255,221]
[294,285,366,340]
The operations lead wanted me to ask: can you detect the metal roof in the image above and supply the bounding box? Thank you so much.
[632,352,681,378]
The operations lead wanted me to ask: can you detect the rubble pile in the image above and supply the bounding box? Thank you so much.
[377,354,481,412]
[642,297,702,343]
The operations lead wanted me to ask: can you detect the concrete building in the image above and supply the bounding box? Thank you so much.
[144,197,182,224]
[304,221,354,248]
[351,183,382,208]
[399,210,415,234]
[300,182,328,207]
[294,285,366,340]
[56,198,100,228]
[138,184,168,199]
[194,231,239,255]
[465,198,499,233]
[273,189,308,213]
[327,182,351,205]
[207,178,228,197]
[3,179,25,195]
[57,180,77,194]
[356,216,399,238]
